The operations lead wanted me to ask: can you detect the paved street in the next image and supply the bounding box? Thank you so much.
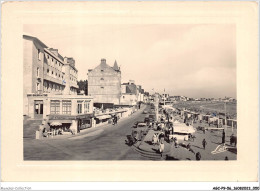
[24,103,237,161]
[24,105,150,160]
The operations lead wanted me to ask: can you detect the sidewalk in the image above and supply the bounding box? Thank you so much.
[133,113,237,160]
[135,128,195,160]
[40,105,147,141]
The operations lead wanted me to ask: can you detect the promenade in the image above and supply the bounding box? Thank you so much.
[133,113,237,160]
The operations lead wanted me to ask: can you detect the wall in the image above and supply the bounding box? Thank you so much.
[32,41,45,94]
[27,94,94,119]
[23,39,33,115]
[120,94,137,105]
[63,64,71,94]
[88,61,121,104]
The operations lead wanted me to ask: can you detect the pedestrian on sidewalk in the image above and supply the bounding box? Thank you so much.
[159,139,165,158]
[222,129,226,146]
[196,152,201,161]
[202,139,207,150]
[173,137,178,148]
[203,126,206,134]
[115,115,118,125]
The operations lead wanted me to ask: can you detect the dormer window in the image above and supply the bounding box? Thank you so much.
[101,87,104,89]
[101,78,104,80]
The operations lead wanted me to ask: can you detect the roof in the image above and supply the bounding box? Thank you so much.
[126,84,137,94]
[23,35,48,48]
[44,48,64,64]
[89,59,119,74]
[113,60,119,71]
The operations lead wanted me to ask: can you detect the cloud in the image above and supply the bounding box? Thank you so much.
[24,24,236,98]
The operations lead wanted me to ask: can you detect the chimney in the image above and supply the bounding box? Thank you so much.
[101,58,106,65]
[49,48,59,57]
[64,57,68,64]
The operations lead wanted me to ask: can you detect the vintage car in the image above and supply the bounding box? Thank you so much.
[143,110,148,114]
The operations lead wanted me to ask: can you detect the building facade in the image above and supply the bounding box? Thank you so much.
[23,35,93,134]
[88,59,121,105]
[120,80,138,106]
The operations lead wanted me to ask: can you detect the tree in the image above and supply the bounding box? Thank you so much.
[77,80,88,95]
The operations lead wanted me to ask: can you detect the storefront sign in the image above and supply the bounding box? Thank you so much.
[49,114,94,120]
[49,115,77,120]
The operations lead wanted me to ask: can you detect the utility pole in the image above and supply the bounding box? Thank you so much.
[164,88,166,107]
[155,93,159,122]
[224,100,227,133]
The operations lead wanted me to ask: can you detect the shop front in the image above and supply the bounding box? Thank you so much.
[48,113,94,134]
[94,115,112,126]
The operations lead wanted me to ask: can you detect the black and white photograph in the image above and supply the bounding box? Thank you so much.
[22,23,238,161]
[1,1,258,186]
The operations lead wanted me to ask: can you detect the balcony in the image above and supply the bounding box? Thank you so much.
[44,74,63,85]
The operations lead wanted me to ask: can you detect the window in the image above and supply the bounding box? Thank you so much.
[38,49,41,60]
[56,73,57,76]
[47,69,49,74]
[36,82,40,92]
[47,55,49,59]
[37,67,40,77]
[100,78,104,80]
[101,87,104,89]
[56,61,57,64]
[52,71,53,75]
[123,96,125,99]
[84,102,90,113]
[50,100,60,114]
[101,70,104,72]
[77,101,83,114]
[59,74,60,78]
[52,58,53,62]
[62,100,71,114]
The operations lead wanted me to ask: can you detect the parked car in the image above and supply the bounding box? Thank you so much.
[136,123,147,128]
[133,121,144,128]
[144,117,150,123]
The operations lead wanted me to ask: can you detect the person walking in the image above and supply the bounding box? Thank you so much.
[196,152,201,161]
[115,115,117,125]
[202,139,207,150]
[222,129,226,146]
[159,139,165,158]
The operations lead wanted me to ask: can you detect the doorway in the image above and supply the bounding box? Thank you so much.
[34,100,43,119]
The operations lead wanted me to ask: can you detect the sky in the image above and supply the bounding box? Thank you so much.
[24,24,236,98]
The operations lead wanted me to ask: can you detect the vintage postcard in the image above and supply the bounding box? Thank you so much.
[1,1,258,182]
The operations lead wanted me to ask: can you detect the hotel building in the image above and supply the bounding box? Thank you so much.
[23,35,94,133]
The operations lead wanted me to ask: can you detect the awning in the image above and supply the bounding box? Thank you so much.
[50,121,62,126]
[95,115,112,120]
[49,120,72,124]
[173,123,196,134]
